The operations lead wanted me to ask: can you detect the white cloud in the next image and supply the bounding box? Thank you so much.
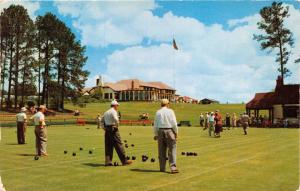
[55,0,157,47]
[61,2,300,103]
[0,0,40,19]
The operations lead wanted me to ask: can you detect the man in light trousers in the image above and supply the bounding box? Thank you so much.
[154,99,179,173]
[32,105,48,156]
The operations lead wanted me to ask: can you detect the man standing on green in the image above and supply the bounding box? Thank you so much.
[33,105,48,156]
[16,107,27,144]
[102,100,132,166]
[208,112,215,137]
[241,112,250,135]
[153,99,179,173]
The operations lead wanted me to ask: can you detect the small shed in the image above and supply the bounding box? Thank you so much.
[199,98,220,104]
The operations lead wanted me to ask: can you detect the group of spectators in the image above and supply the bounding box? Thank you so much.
[199,112,279,129]
[200,111,250,136]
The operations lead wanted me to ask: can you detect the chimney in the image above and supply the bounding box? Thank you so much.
[276,75,283,89]
[99,76,104,86]
[131,80,134,89]
[96,76,104,87]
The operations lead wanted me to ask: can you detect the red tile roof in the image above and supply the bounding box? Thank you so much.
[246,92,276,109]
[103,79,175,91]
[148,82,175,90]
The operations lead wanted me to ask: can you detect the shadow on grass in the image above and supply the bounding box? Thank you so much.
[17,153,36,156]
[130,168,164,173]
[6,143,22,145]
[82,163,106,167]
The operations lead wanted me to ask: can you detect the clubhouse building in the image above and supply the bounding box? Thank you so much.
[82,77,176,102]
[246,76,299,126]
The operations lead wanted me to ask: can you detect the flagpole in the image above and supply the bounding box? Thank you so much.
[172,36,178,102]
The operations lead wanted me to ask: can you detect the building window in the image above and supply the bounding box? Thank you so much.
[139,91,143,100]
[283,106,298,118]
[104,93,109,99]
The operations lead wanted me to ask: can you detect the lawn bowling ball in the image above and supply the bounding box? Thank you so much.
[151,158,155,163]
[124,140,127,143]
[129,133,132,136]
[132,156,136,160]
[89,150,93,154]
[126,156,130,160]
[181,152,185,155]
[72,152,76,156]
[142,155,148,162]
[34,156,39,160]
[131,144,135,147]
[193,152,198,156]
[64,150,68,154]
[79,147,83,151]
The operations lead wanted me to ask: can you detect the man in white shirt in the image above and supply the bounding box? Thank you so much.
[102,100,132,166]
[154,99,179,173]
[0,176,6,191]
[208,112,215,137]
[16,107,27,144]
[241,112,250,135]
[96,114,102,129]
[32,105,48,156]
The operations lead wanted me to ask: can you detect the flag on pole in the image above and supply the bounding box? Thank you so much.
[173,38,178,50]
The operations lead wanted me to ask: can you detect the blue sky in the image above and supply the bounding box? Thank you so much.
[1,0,300,103]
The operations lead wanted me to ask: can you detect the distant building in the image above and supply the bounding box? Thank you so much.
[199,98,220,104]
[83,77,176,101]
[177,96,198,103]
[246,76,299,125]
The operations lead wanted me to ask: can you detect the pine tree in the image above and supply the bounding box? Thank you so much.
[254,2,294,81]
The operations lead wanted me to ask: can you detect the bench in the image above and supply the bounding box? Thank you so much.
[76,118,86,126]
[178,121,191,127]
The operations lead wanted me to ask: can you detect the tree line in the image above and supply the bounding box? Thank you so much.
[0,5,89,111]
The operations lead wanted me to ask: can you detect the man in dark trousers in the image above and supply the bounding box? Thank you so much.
[16,107,27,144]
[102,100,132,166]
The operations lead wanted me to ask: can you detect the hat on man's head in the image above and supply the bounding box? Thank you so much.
[111,100,119,106]
[21,107,27,112]
[39,105,46,109]
[161,99,169,105]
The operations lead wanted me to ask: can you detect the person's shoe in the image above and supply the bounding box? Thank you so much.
[122,160,133,166]
[40,153,48,157]
[105,163,113,166]
[170,165,179,174]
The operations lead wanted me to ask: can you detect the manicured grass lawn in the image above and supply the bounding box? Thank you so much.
[0,125,298,191]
